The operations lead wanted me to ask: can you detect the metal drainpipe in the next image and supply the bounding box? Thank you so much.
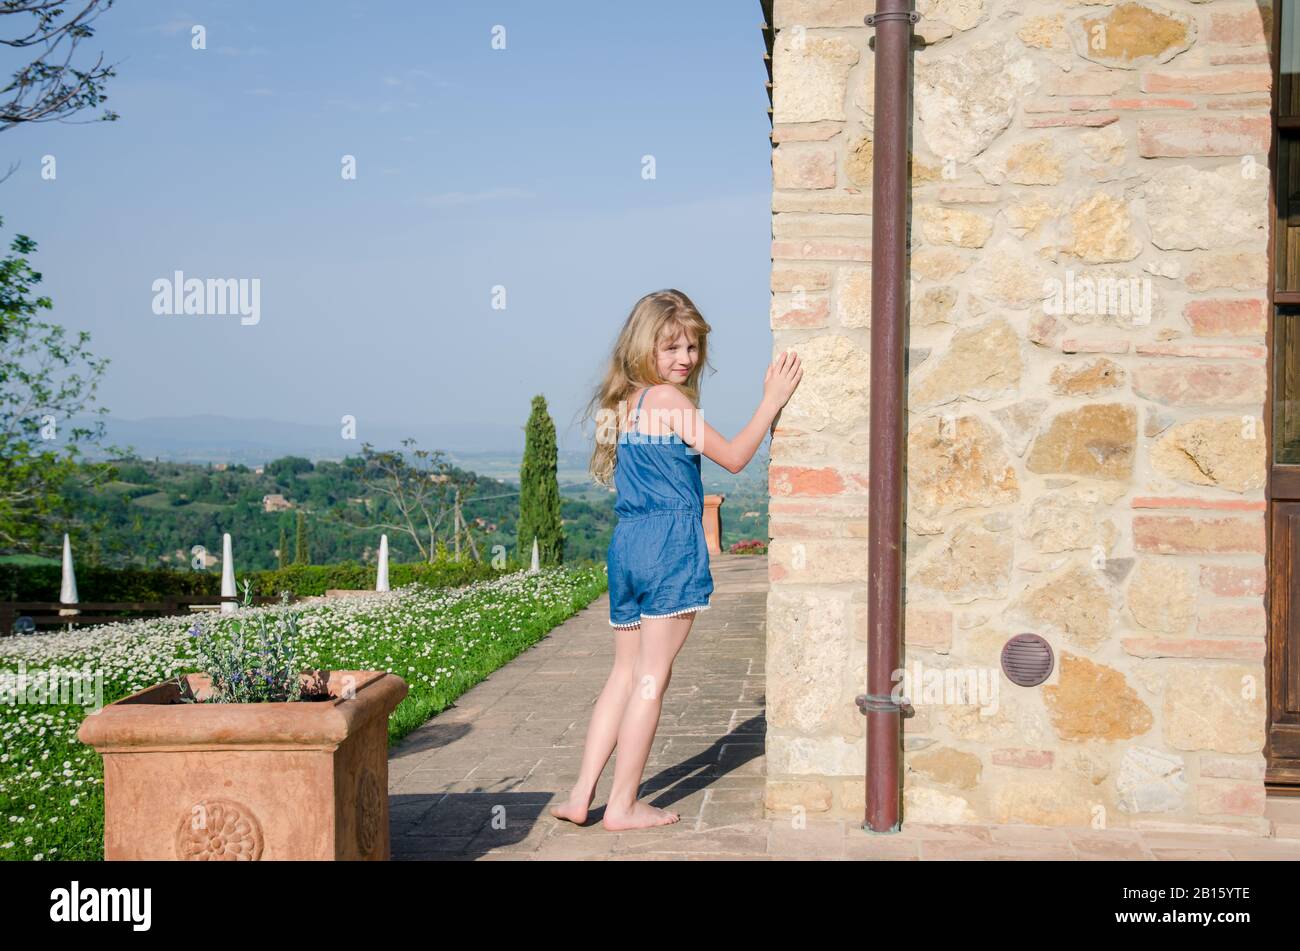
[856,1,918,835]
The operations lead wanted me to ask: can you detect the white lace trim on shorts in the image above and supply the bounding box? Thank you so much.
[609,602,711,628]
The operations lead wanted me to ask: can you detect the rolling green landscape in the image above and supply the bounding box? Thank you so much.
[39,449,771,574]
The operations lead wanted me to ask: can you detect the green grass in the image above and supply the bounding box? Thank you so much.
[98,481,150,496]
[129,491,174,509]
[0,555,59,566]
[0,563,607,860]
[182,502,232,513]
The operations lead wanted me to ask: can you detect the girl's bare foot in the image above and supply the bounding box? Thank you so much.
[549,786,596,825]
[601,800,679,831]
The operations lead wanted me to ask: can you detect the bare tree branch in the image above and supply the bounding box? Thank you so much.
[0,0,120,133]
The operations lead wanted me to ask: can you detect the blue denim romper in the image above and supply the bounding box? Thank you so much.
[607,385,714,629]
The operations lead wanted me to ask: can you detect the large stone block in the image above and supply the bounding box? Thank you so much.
[1143,165,1268,251]
[1066,2,1195,69]
[775,334,870,435]
[1020,490,1115,553]
[1066,193,1142,263]
[773,145,837,189]
[1162,664,1266,754]
[773,32,859,124]
[993,399,1049,457]
[915,41,1037,162]
[1149,417,1266,492]
[767,733,864,776]
[907,415,1019,518]
[908,520,1014,604]
[1127,559,1194,634]
[968,236,1051,308]
[910,319,1021,409]
[1016,564,1116,651]
[976,137,1064,186]
[917,0,986,34]
[903,786,979,823]
[1043,654,1154,741]
[1026,404,1137,481]
[919,205,995,248]
[1116,746,1187,814]
[1050,358,1125,397]
[908,746,983,789]
[991,773,1100,827]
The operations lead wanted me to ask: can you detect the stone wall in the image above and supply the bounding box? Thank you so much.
[765,0,1273,834]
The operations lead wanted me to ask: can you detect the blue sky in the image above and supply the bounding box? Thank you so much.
[1,0,775,454]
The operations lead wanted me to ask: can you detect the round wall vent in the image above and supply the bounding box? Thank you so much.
[1000,634,1054,687]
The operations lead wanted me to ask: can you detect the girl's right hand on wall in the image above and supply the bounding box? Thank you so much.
[764,350,803,409]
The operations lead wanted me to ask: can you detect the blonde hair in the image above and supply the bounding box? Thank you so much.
[582,289,713,487]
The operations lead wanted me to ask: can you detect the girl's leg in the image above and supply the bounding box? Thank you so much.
[602,611,695,831]
[549,626,643,824]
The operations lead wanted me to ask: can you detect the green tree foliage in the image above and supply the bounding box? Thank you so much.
[267,455,312,480]
[277,523,287,570]
[0,217,115,553]
[517,395,563,566]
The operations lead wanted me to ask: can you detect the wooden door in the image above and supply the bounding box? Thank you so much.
[1270,2,1300,785]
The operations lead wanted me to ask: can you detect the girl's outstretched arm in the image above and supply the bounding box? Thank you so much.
[653,351,803,474]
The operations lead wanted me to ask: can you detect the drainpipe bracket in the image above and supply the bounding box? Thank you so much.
[864,11,920,27]
[861,818,903,835]
[855,693,915,718]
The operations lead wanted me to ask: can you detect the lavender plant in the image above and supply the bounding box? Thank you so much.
[177,581,308,703]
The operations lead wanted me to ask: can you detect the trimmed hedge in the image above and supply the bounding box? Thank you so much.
[0,555,536,601]
[0,564,219,601]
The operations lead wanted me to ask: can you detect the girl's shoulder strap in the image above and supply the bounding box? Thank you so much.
[633,385,651,417]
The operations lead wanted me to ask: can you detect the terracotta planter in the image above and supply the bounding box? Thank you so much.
[77,670,408,861]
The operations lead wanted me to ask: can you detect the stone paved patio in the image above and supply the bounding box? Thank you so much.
[386,554,1300,860]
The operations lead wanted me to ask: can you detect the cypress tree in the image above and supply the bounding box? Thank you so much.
[277,524,288,569]
[516,395,564,566]
[294,511,309,565]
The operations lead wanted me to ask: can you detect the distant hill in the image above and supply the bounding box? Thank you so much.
[70,413,769,489]
[75,414,534,466]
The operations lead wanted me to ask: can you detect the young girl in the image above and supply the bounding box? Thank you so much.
[550,288,802,831]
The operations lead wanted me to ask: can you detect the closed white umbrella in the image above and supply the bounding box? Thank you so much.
[530,537,539,573]
[220,532,236,613]
[59,533,79,617]
[376,534,390,592]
